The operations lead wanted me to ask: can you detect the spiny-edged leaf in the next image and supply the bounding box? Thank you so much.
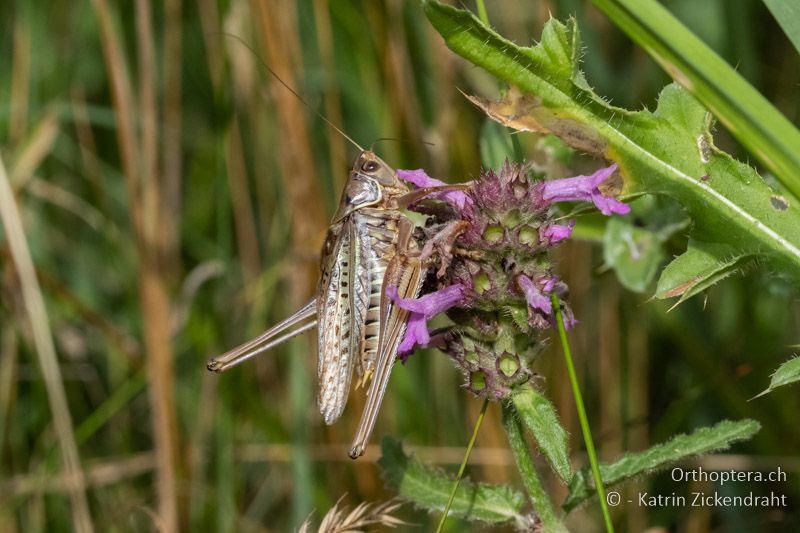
[423,2,800,297]
[603,196,689,293]
[563,419,760,510]
[591,0,800,200]
[655,240,755,302]
[511,386,571,482]
[378,437,528,528]
[753,356,800,399]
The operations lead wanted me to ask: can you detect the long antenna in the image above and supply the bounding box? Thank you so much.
[370,137,435,151]
[218,32,365,152]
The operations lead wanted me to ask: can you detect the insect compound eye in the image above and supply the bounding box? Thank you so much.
[361,160,379,173]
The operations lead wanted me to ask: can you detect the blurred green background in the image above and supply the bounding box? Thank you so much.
[0,0,798,531]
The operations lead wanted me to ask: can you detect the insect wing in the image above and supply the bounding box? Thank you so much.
[317,219,370,424]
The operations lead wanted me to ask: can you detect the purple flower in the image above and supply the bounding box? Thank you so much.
[386,283,467,357]
[541,164,630,216]
[517,274,552,317]
[397,168,472,210]
[540,220,575,245]
[517,274,576,330]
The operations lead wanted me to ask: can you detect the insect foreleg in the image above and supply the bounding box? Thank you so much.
[417,220,470,277]
[207,299,316,372]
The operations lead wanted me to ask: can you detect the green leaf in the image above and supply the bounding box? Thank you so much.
[763,0,800,57]
[603,196,689,293]
[590,0,800,200]
[563,419,761,510]
[423,2,800,297]
[753,356,800,399]
[378,437,529,528]
[511,386,571,482]
[655,239,755,302]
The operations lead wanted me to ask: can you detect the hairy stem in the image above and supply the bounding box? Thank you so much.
[501,402,565,532]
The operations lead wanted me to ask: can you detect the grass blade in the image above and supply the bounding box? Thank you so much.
[551,294,614,532]
[590,0,800,200]
[0,155,93,532]
[763,0,800,57]
[436,398,489,532]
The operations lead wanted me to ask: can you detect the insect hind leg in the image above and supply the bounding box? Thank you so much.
[207,299,316,372]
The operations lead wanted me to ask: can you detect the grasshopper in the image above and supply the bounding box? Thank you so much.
[208,147,464,458]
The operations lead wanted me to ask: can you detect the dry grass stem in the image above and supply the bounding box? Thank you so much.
[9,22,31,144]
[160,0,184,275]
[0,156,94,532]
[92,0,181,528]
[9,109,60,190]
[1,452,156,498]
[225,119,262,285]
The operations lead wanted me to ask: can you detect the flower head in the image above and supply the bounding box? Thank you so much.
[394,160,625,398]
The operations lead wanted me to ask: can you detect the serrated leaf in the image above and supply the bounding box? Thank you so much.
[378,437,528,528]
[591,0,800,199]
[655,240,755,302]
[423,2,800,295]
[603,196,689,293]
[563,419,760,510]
[753,356,800,399]
[511,386,571,482]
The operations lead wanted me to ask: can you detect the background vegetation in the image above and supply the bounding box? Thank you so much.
[0,0,798,531]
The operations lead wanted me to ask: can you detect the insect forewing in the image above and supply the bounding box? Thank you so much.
[207,299,316,372]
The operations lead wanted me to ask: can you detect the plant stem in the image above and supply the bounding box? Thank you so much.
[435,397,490,533]
[476,0,489,26]
[501,402,566,532]
[551,293,615,533]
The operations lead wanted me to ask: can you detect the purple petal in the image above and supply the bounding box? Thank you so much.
[397,168,447,188]
[591,193,631,215]
[397,168,472,210]
[540,275,559,294]
[386,283,467,355]
[541,164,629,216]
[560,306,578,330]
[540,221,575,244]
[517,275,551,315]
[387,283,466,318]
[398,314,429,358]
